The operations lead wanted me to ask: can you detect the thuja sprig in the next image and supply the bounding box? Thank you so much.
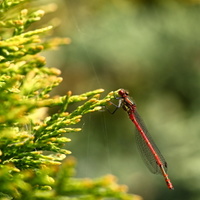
[0,26,70,63]
[0,8,45,35]
[0,157,140,200]
[0,88,117,169]
[0,0,30,13]
[0,0,117,170]
[32,89,115,160]
[0,1,140,199]
[54,157,141,200]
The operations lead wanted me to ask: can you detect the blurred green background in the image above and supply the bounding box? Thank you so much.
[42,0,200,199]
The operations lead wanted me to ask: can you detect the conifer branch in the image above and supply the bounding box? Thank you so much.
[0,0,141,199]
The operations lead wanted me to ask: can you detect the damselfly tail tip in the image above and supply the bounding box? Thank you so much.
[169,185,174,190]
[167,182,174,190]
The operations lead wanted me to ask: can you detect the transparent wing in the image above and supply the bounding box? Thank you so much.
[131,110,167,174]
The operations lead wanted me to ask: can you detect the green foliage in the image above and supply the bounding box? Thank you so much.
[0,0,139,199]
[0,157,142,200]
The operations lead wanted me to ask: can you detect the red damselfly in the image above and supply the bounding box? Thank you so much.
[117,89,174,190]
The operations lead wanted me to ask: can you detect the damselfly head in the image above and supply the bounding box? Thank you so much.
[118,89,129,97]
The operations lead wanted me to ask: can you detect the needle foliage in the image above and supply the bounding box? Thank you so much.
[0,1,141,199]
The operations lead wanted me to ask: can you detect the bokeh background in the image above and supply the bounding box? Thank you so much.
[41,0,200,199]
